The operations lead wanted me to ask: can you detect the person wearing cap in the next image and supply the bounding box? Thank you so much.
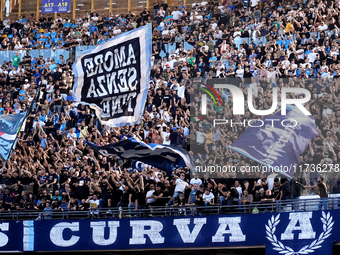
[141,7,150,22]
[150,184,164,206]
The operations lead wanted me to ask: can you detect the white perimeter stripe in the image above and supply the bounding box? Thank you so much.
[23,221,34,251]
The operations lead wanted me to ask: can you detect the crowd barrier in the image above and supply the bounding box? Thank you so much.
[0,49,70,64]
[0,31,330,64]
[0,196,340,221]
[0,205,338,252]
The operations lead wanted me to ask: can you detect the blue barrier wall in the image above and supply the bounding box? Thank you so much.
[0,209,338,254]
[0,49,70,64]
[0,31,327,64]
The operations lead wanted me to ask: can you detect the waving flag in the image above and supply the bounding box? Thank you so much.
[228,107,318,178]
[0,112,26,163]
[87,137,195,172]
[73,24,152,127]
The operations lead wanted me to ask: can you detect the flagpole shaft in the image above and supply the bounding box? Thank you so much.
[295,181,305,187]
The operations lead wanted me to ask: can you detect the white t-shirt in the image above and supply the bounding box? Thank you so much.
[196,131,205,144]
[172,11,181,21]
[203,192,215,202]
[89,199,100,208]
[146,190,155,204]
[296,49,305,60]
[236,69,244,78]
[251,0,259,7]
[267,71,277,79]
[67,132,77,140]
[190,178,202,187]
[162,131,171,145]
[318,24,328,31]
[33,120,45,130]
[267,173,278,190]
[282,60,290,68]
[308,52,317,63]
[175,179,189,193]
[177,85,185,99]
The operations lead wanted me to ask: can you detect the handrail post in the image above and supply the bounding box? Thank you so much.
[35,0,40,20]
[1,0,3,21]
[18,0,21,18]
[91,0,94,12]
[128,0,131,11]
[72,0,76,20]
[109,0,112,13]
[36,0,39,19]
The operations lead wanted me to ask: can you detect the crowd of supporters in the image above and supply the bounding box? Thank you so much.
[0,0,339,217]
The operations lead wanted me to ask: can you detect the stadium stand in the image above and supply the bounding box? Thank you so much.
[0,0,339,220]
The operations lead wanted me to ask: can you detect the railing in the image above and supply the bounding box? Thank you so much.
[1,197,339,221]
[0,29,328,64]
[0,49,70,64]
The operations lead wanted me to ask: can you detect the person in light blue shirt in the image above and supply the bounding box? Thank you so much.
[209,52,217,68]
[63,21,71,28]
[89,22,98,34]
[264,55,271,68]
[97,35,105,44]
[37,62,46,72]
[57,55,65,65]
[35,30,41,40]
[66,91,75,102]
[19,85,26,101]
[49,59,57,73]
[275,36,284,46]
[50,30,57,39]
[45,39,52,49]
[284,36,292,49]
[0,105,4,115]
[19,17,28,24]
[249,49,257,59]
[43,202,53,219]
[37,34,45,43]
[43,30,50,39]
[71,21,78,28]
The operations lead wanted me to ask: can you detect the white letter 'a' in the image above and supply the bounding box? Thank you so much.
[50,222,80,247]
[173,218,207,243]
[91,221,120,245]
[212,217,246,242]
[129,220,165,245]
[281,212,316,240]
